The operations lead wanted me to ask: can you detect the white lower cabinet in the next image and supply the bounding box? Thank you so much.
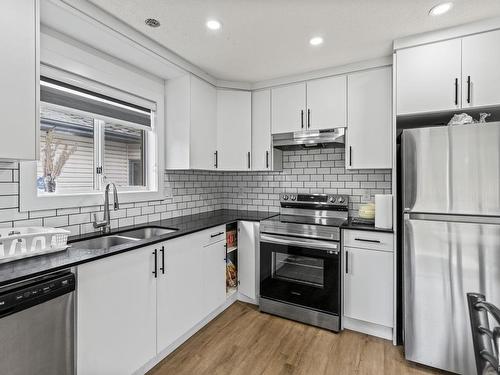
[76,222,259,374]
[202,239,227,314]
[342,230,394,340]
[77,245,157,375]
[156,233,204,352]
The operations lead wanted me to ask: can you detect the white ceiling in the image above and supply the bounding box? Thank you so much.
[88,0,500,83]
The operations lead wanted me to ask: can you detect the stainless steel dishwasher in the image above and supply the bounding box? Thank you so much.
[0,270,75,375]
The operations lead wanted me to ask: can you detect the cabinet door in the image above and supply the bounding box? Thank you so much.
[238,221,258,300]
[202,240,227,315]
[252,90,272,171]
[157,234,204,352]
[0,0,39,160]
[217,89,252,170]
[396,39,461,115]
[271,82,306,134]
[306,75,346,130]
[165,75,190,169]
[77,245,157,375]
[347,67,392,169]
[343,246,393,327]
[462,30,500,108]
[190,75,217,170]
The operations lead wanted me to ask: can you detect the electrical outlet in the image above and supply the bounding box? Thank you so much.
[361,190,371,203]
[164,186,173,198]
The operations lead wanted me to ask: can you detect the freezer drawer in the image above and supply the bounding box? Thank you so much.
[403,215,500,374]
[403,123,500,216]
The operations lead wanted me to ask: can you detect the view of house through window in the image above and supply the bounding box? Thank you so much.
[37,77,152,195]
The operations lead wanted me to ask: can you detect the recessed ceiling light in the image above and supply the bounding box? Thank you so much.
[429,2,453,16]
[206,19,222,30]
[145,18,161,28]
[309,36,324,46]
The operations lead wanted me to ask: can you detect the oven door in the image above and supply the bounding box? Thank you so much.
[260,233,340,315]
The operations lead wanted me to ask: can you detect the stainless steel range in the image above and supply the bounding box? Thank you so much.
[259,193,349,331]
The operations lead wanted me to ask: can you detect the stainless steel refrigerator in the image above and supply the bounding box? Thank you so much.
[402,122,500,375]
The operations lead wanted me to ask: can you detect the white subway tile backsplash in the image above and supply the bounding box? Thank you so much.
[0,149,390,232]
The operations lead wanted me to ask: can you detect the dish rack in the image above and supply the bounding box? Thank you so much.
[0,227,70,263]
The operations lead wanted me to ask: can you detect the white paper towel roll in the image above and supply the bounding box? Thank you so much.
[375,194,393,229]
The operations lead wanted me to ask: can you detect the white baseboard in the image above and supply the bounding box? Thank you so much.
[135,293,239,375]
[342,316,393,341]
[237,292,258,305]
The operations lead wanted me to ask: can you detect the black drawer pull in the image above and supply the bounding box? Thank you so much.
[211,231,224,238]
[160,246,165,274]
[354,238,381,243]
[152,249,158,278]
[345,251,349,274]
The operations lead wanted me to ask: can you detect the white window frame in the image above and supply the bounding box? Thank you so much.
[20,63,165,211]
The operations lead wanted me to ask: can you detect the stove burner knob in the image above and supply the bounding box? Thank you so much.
[290,195,297,201]
[329,196,336,203]
[338,197,345,204]
[283,195,289,201]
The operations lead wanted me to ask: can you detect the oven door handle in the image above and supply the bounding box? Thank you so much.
[260,234,339,253]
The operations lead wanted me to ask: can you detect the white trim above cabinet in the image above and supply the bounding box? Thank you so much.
[346,67,392,169]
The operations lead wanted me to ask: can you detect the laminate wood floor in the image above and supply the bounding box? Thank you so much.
[148,302,445,375]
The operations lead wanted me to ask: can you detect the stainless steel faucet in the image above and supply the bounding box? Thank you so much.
[93,183,120,234]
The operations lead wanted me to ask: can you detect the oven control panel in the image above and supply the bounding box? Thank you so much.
[280,193,348,208]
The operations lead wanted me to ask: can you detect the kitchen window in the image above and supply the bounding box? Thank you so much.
[37,76,152,195]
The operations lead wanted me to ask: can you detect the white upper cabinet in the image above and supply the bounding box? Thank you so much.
[271,82,306,134]
[166,74,217,170]
[347,67,392,169]
[217,89,252,170]
[306,76,346,130]
[252,90,272,170]
[0,0,39,160]
[396,39,461,115]
[462,29,500,109]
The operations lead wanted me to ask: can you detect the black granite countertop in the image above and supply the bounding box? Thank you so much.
[341,218,394,233]
[0,209,277,287]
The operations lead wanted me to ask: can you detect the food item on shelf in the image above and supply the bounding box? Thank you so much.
[226,259,237,287]
[226,229,237,248]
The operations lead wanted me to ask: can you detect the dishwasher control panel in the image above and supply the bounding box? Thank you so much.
[0,271,75,317]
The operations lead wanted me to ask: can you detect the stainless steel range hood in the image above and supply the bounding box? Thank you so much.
[272,128,345,151]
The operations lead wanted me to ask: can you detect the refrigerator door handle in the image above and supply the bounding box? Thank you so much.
[405,212,500,225]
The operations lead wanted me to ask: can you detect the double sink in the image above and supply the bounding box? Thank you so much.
[75,227,178,250]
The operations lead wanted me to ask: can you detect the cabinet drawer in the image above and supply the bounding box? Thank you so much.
[203,225,226,246]
[343,230,393,252]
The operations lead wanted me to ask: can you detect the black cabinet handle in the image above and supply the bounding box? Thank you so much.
[454,78,458,105]
[152,249,158,278]
[349,146,352,167]
[266,150,269,169]
[160,246,165,274]
[214,151,218,168]
[247,151,251,169]
[345,251,349,274]
[354,238,381,243]
[301,110,304,128]
[307,109,311,128]
[467,76,471,104]
[211,231,224,238]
